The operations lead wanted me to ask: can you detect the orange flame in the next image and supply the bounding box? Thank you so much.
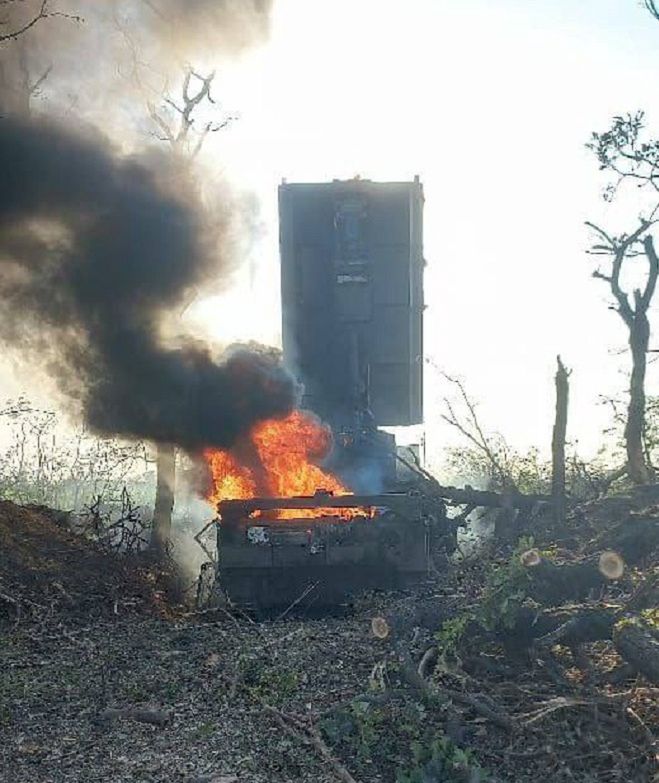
[203,410,364,519]
[204,449,256,508]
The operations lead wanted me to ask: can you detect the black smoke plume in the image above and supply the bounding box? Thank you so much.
[0,115,297,450]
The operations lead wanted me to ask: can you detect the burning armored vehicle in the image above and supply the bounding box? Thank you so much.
[205,178,449,612]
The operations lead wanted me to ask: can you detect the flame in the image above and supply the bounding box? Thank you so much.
[204,449,256,508]
[204,410,366,519]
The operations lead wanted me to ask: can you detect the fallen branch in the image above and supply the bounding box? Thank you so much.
[275,581,319,622]
[522,696,598,726]
[626,705,658,762]
[443,686,515,732]
[399,647,514,731]
[263,704,359,783]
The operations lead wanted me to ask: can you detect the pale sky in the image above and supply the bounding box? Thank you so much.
[5,0,659,470]
[189,0,659,467]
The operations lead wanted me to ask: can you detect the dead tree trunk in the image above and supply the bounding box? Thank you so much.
[151,444,175,557]
[551,356,570,525]
[589,229,659,485]
[626,306,652,484]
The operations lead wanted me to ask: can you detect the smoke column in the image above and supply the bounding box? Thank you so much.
[0,115,296,450]
[0,0,300,452]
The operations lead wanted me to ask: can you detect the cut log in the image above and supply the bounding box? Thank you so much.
[526,558,607,605]
[613,620,659,684]
[603,515,659,565]
[499,605,616,655]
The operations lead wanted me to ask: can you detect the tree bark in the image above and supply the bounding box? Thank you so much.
[551,356,569,525]
[613,620,659,684]
[151,444,175,557]
[526,558,606,605]
[626,308,652,484]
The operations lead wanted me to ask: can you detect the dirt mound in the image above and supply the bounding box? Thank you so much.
[0,500,167,624]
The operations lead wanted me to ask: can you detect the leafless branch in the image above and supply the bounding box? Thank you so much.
[646,1,659,21]
[0,0,83,43]
[0,0,48,42]
[586,219,655,326]
[440,372,514,489]
[143,66,234,158]
[146,101,175,145]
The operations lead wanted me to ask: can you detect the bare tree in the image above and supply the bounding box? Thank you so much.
[587,112,659,484]
[147,66,234,158]
[128,63,233,556]
[0,0,81,43]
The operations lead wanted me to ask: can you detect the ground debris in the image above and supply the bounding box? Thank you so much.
[95,706,173,727]
[0,495,658,782]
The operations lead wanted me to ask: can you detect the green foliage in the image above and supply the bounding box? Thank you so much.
[349,699,386,759]
[157,677,183,701]
[320,699,386,760]
[397,735,489,783]
[435,614,473,664]
[478,537,536,631]
[587,111,649,183]
[238,655,299,705]
[445,442,551,496]
[433,537,545,664]
[397,700,428,743]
